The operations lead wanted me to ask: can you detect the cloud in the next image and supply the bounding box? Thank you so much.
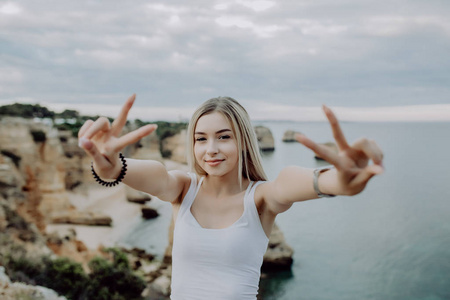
[361,15,450,37]
[0,2,22,15]
[236,0,276,12]
[0,0,449,110]
[215,15,288,38]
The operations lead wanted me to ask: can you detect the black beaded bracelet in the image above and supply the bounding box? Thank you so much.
[91,153,127,187]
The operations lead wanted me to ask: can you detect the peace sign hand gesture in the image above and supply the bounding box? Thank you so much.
[78,94,157,180]
[295,105,384,196]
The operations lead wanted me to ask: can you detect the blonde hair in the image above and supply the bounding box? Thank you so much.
[187,97,267,184]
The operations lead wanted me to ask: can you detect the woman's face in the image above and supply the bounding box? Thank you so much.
[194,112,239,177]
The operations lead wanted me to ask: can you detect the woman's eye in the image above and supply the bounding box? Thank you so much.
[195,137,206,142]
[219,135,230,140]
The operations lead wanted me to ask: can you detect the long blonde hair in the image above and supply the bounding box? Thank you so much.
[187,97,267,184]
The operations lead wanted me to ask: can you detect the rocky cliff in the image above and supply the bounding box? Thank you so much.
[254,125,275,151]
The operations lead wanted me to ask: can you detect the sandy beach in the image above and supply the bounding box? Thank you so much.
[46,184,150,250]
[46,159,187,250]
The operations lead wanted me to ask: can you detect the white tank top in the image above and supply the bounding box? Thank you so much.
[171,173,269,300]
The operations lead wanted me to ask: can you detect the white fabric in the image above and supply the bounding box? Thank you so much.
[171,173,269,300]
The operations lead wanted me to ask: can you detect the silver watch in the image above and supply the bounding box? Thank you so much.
[313,166,336,198]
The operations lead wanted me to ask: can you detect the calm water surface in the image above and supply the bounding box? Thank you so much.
[121,121,450,300]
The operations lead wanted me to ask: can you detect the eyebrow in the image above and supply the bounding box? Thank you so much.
[194,129,232,135]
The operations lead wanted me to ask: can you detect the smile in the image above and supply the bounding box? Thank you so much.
[205,159,224,166]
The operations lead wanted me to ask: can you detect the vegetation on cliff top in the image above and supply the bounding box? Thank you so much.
[0,103,187,139]
[0,103,55,119]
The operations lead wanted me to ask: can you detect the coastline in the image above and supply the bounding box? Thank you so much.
[46,159,188,251]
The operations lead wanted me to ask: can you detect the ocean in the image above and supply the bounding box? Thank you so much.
[120,121,450,300]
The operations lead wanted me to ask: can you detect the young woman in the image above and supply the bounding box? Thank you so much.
[78,95,384,300]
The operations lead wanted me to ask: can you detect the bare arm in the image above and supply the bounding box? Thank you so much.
[78,94,188,203]
[260,105,384,215]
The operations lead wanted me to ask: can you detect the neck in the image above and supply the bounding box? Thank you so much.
[202,172,249,198]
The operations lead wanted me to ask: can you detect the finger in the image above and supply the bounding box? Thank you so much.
[83,117,111,139]
[78,137,111,170]
[350,164,384,190]
[113,124,157,152]
[78,120,94,138]
[295,133,343,168]
[323,105,350,151]
[369,140,384,166]
[352,138,384,166]
[111,94,136,137]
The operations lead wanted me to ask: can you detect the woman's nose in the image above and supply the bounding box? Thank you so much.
[206,140,219,155]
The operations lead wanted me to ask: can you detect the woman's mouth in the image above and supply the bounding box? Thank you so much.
[206,159,224,166]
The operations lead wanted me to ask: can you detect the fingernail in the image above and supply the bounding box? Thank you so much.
[374,165,384,174]
[78,137,88,148]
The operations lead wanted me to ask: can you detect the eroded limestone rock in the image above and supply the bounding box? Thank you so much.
[254,126,275,151]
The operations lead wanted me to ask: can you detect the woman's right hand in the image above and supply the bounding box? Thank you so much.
[78,94,157,180]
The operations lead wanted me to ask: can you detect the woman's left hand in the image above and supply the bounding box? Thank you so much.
[295,105,384,196]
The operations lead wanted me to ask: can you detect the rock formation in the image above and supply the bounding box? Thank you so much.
[161,129,187,164]
[126,186,152,204]
[254,126,275,151]
[0,117,113,226]
[262,223,294,271]
[127,124,163,163]
[141,206,159,219]
[282,130,300,142]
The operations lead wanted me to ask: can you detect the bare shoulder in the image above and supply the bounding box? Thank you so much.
[168,169,191,182]
[253,181,280,237]
[254,181,269,202]
[254,180,276,203]
[167,170,193,204]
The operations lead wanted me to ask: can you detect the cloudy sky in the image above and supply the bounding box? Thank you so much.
[1,0,449,121]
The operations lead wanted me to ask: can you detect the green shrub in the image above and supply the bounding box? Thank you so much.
[0,103,55,118]
[41,257,88,300]
[56,121,85,137]
[6,254,44,285]
[154,121,187,139]
[85,249,146,300]
[57,109,79,119]
[107,247,130,270]
[3,248,146,300]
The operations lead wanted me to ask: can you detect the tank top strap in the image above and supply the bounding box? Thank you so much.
[195,176,204,195]
[244,181,254,201]
[177,173,204,221]
[244,180,269,241]
[244,181,263,207]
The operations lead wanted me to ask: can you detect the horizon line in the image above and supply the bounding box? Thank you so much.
[1,100,450,122]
